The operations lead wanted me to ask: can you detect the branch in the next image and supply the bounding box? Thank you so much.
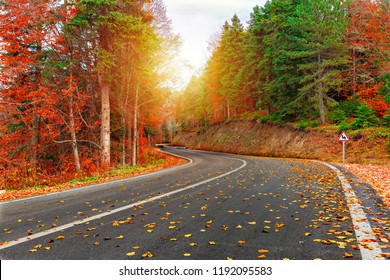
[52,139,102,150]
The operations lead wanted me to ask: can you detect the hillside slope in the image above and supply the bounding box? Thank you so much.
[172,121,390,165]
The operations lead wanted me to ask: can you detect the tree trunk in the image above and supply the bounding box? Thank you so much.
[99,72,110,167]
[132,83,139,166]
[68,87,81,172]
[317,54,326,124]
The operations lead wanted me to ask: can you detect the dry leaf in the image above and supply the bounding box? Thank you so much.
[258,249,269,254]
[142,251,154,258]
[183,253,191,257]
[126,252,136,257]
[344,252,353,258]
[184,234,192,238]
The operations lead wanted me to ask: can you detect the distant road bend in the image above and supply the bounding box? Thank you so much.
[0,147,389,260]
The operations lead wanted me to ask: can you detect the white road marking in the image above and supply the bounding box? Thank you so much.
[322,163,384,260]
[0,153,247,250]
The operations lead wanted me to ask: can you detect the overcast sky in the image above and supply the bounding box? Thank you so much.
[162,0,267,87]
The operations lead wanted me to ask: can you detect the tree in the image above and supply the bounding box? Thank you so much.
[287,0,349,123]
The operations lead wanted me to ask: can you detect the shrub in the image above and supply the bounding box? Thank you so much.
[383,114,390,128]
[297,120,310,129]
[309,120,320,128]
[338,121,350,134]
[351,103,379,129]
[330,108,347,125]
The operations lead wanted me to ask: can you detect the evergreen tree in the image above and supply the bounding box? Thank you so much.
[288,0,349,123]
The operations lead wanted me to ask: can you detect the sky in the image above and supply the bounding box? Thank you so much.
[162,0,268,88]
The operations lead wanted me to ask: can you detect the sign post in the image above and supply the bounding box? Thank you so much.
[338,131,350,163]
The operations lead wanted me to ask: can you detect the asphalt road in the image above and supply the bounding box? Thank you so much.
[1,147,389,260]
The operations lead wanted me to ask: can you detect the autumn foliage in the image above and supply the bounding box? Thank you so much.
[0,0,179,190]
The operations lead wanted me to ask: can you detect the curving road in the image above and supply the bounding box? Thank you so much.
[0,147,389,260]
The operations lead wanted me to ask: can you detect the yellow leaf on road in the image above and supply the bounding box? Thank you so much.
[142,251,154,258]
[344,252,354,258]
[258,249,269,254]
[126,252,136,257]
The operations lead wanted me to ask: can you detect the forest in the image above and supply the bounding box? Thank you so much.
[0,0,180,190]
[1,0,390,192]
[175,0,390,132]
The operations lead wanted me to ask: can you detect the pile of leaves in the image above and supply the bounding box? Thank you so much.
[340,163,390,207]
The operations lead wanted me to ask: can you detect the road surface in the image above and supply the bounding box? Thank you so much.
[0,147,389,260]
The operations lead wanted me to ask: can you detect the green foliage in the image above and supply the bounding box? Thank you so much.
[296,119,320,129]
[339,98,361,118]
[338,121,350,134]
[383,115,390,127]
[351,104,380,129]
[297,120,310,129]
[330,108,347,125]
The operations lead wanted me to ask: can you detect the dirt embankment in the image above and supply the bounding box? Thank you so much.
[172,121,390,165]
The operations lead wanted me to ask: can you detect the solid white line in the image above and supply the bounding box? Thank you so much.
[322,162,384,260]
[0,154,247,250]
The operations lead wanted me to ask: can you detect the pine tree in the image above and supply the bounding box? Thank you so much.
[288,0,349,123]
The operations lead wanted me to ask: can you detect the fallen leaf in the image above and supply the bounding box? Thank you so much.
[116,235,124,239]
[183,253,191,257]
[56,236,65,240]
[184,234,192,238]
[258,255,266,259]
[258,249,269,254]
[112,221,120,227]
[93,242,101,246]
[344,252,354,258]
[209,241,216,245]
[305,232,311,236]
[44,247,51,250]
[126,252,136,257]
[248,221,257,225]
[142,251,154,258]
[189,242,198,247]
[237,240,246,245]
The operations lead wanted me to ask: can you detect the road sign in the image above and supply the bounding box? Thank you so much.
[338,131,350,142]
[338,131,350,163]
